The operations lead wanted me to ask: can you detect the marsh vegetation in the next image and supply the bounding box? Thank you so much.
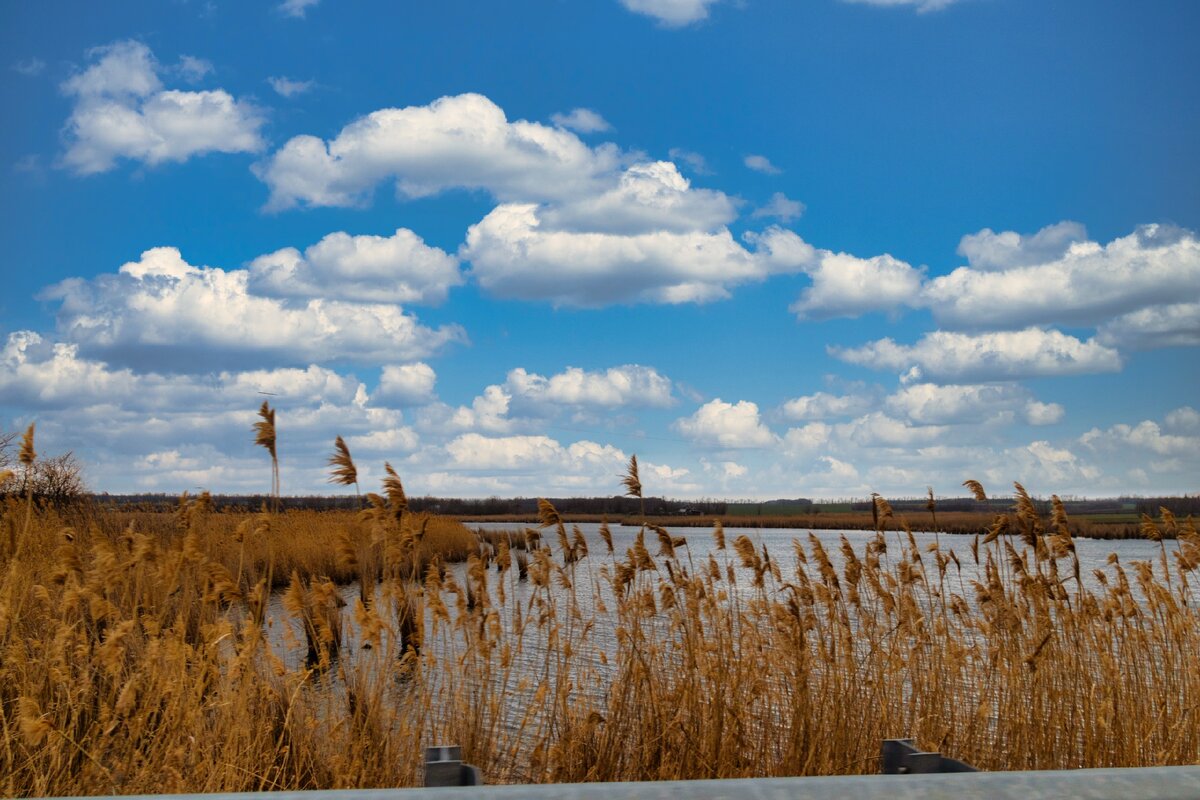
[1,421,1198,795]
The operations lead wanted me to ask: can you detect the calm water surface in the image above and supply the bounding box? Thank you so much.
[253,522,1186,748]
[265,522,1181,667]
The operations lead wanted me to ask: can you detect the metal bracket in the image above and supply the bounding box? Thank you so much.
[881,738,978,774]
[424,745,483,786]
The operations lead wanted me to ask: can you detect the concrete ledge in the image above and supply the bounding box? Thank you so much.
[60,766,1200,800]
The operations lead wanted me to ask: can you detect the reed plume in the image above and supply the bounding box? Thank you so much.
[598,518,613,554]
[963,479,987,503]
[18,422,36,540]
[253,401,279,511]
[871,493,893,533]
[537,497,564,531]
[620,454,642,499]
[19,422,36,466]
[327,436,360,503]
[621,454,645,521]
[383,462,408,520]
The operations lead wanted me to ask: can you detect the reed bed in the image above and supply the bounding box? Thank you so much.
[88,505,478,590]
[2,461,1199,795]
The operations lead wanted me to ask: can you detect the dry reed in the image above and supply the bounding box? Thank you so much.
[2,462,1199,795]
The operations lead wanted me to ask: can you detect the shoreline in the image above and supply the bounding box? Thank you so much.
[458,510,1153,539]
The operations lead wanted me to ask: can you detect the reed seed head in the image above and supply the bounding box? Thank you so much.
[537,498,564,531]
[253,401,277,459]
[383,462,408,516]
[621,454,643,500]
[19,423,36,466]
[327,435,358,486]
[963,479,987,502]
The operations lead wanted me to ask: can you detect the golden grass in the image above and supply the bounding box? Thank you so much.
[87,505,478,590]
[1,477,1199,795]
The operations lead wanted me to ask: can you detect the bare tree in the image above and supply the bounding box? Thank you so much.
[0,430,15,469]
[0,430,87,506]
[29,452,87,506]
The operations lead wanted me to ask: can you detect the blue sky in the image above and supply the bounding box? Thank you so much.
[1,0,1197,499]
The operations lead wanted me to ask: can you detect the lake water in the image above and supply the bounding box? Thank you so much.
[265,520,1181,667]
[253,520,1187,767]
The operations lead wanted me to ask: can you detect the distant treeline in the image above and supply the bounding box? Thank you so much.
[846,496,1199,517]
[88,492,1198,517]
[90,493,729,516]
[1134,496,1200,517]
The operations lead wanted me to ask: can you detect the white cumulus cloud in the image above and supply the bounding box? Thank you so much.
[674,399,777,448]
[1164,406,1199,434]
[781,422,833,455]
[1,331,136,407]
[443,386,514,434]
[255,93,622,210]
[61,40,264,174]
[1024,400,1065,426]
[536,161,737,235]
[924,224,1200,331]
[831,328,1122,383]
[1096,302,1200,350]
[618,0,723,26]
[505,365,674,408]
[372,363,437,407]
[885,383,1029,426]
[956,221,1088,272]
[550,108,611,133]
[345,427,420,453]
[255,93,817,311]
[790,251,925,319]
[1081,419,1200,458]
[836,412,951,448]
[444,433,562,471]
[780,391,873,421]
[1006,440,1100,487]
[463,205,812,306]
[249,227,462,305]
[41,247,464,371]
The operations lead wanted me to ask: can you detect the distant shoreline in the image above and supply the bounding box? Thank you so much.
[460,510,1160,540]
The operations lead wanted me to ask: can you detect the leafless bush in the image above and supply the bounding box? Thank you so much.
[0,431,87,506]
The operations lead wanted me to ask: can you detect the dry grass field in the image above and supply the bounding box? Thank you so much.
[2,432,1199,795]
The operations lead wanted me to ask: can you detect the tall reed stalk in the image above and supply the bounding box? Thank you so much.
[253,402,279,512]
